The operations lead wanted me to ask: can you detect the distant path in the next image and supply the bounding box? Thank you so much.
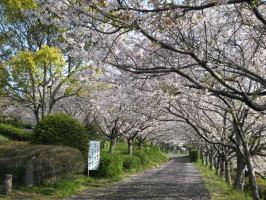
[68,156,210,200]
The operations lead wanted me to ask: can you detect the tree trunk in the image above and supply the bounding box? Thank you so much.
[219,159,225,179]
[200,150,204,165]
[127,138,133,156]
[139,139,144,149]
[246,154,260,200]
[209,152,214,170]
[41,66,47,119]
[205,153,209,167]
[34,109,40,123]
[234,153,246,191]
[225,160,232,185]
[215,156,220,175]
[108,138,117,154]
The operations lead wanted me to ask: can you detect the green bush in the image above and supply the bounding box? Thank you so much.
[190,150,199,162]
[0,142,84,185]
[32,113,88,156]
[0,123,32,141]
[133,150,151,168]
[144,147,168,165]
[98,153,123,178]
[133,147,168,169]
[0,115,33,129]
[122,155,141,171]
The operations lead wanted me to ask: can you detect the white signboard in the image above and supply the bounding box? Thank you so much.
[88,141,100,171]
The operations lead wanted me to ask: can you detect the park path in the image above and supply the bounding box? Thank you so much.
[68,156,210,200]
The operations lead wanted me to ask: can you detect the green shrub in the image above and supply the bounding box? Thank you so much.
[257,177,266,199]
[98,153,123,178]
[144,148,168,165]
[0,142,84,185]
[0,123,32,141]
[150,145,160,152]
[0,115,33,129]
[133,150,151,168]
[190,150,199,162]
[32,113,88,156]
[133,147,168,169]
[122,155,141,171]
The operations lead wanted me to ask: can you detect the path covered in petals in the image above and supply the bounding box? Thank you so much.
[68,156,210,200]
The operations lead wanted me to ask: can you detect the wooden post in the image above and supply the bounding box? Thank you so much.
[3,174,12,195]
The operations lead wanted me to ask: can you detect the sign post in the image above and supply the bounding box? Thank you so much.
[88,141,100,176]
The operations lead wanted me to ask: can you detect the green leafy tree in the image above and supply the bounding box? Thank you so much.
[2,45,84,122]
[0,0,92,122]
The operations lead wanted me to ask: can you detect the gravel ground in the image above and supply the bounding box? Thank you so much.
[67,156,210,200]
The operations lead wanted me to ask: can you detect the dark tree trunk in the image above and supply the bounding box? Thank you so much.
[200,150,204,165]
[139,140,144,149]
[215,156,220,175]
[127,138,133,156]
[219,159,225,179]
[209,152,214,170]
[225,160,232,185]
[246,153,260,200]
[205,153,209,167]
[234,153,246,191]
[109,138,117,154]
[34,109,40,123]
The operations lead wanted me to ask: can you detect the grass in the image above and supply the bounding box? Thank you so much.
[0,135,9,141]
[176,153,189,158]
[257,177,266,199]
[195,160,252,200]
[0,123,32,141]
[0,175,113,200]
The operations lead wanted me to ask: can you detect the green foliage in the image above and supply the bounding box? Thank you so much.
[190,150,199,162]
[8,45,64,86]
[195,161,252,200]
[115,142,128,154]
[0,0,38,21]
[122,155,141,171]
[98,153,123,178]
[32,113,89,157]
[133,150,151,168]
[23,175,87,197]
[2,45,66,110]
[257,177,266,199]
[86,123,105,141]
[0,142,85,185]
[133,146,168,169]
[0,134,9,141]
[0,114,33,129]
[0,123,32,141]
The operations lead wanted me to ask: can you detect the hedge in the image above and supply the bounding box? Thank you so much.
[190,150,199,162]
[0,123,32,141]
[122,155,141,171]
[133,147,168,169]
[32,113,89,157]
[97,153,123,178]
[0,142,84,185]
[133,150,151,168]
[0,115,33,129]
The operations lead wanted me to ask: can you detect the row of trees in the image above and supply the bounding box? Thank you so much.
[0,0,265,199]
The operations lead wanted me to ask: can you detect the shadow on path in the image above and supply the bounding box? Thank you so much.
[68,156,210,200]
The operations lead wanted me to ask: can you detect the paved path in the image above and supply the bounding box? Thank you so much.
[68,156,210,200]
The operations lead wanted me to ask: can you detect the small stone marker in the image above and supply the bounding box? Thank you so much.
[3,174,12,195]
